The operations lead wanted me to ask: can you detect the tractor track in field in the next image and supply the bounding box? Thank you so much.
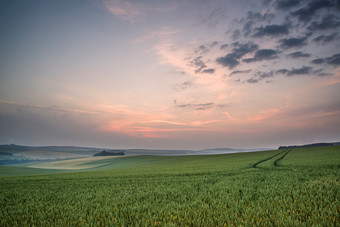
[252,149,292,168]
[273,149,292,167]
[252,150,287,168]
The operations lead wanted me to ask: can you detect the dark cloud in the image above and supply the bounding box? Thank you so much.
[310,53,340,66]
[202,68,215,74]
[243,49,279,63]
[252,24,290,38]
[173,81,193,90]
[174,100,215,110]
[276,66,313,76]
[240,10,275,38]
[191,56,216,74]
[276,0,301,10]
[210,41,219,47]
[311,68,332,77]
[287,66,313,76]
[246,78,259,83]
[199,45,208,52]
[311,58,325,64]
[220,44,229,50]
[216,42,258,69]
[216,53,240,69]
[246,11,274,22]
[326,53,340,65]
[195,102,215,110]
[279,36,308,49]
[256,71,274,78]
[287,51,311,58]
[307,14,340,31]
[232,29,241,40]
[312,32,338,45]
[242,21,253,37]
[191,56,207,73]
[229,69,252,76]
[318,72,332,77]
[231,42,259,58]
[196,42,219,54]
[276,69,289,74]
[244,71,274,84]
[291,0,336,22]
[263,0,274,5]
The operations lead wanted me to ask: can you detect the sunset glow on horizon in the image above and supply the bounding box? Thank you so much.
[1,0,340,149]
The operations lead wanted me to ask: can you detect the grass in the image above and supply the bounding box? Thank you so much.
[0,146,339,225]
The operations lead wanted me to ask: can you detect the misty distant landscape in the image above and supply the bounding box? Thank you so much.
[0,142,338,166]
[0,143,274,165]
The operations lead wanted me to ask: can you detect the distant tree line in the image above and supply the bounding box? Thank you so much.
[278,143,333,150]
[93,150,125,156]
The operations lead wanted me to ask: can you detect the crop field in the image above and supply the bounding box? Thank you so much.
[0,146,339,226]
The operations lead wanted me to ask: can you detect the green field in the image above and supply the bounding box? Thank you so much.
[0,146,339,226]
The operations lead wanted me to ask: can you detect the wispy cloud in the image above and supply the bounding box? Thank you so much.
[132,27,178,43]
[104,0,142,22]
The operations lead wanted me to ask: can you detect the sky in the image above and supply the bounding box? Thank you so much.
[0,0,340,149]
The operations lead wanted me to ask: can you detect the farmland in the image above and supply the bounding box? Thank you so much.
[0,146,339,226]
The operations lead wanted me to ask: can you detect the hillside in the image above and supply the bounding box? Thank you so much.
[0,146,339,225]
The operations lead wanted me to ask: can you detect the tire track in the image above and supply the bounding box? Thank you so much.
[273,149,292,167]
[252,150,287,168]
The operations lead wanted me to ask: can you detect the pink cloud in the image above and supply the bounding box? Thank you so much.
[104,0,142,22]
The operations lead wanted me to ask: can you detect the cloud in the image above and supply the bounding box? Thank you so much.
[240,10,275,38]
[326,53,340,66]
[246,78,259,84]
[232,30,241,40]
[276,69,289,74]
[312,32,338,45]
[256,71,274,79]
[191,56,207,73]
[278,36,308,49]
[243,49,279,63]
[310,53,340,66]
[242,21,253,37]
[202,68,215,74]
[210,41,219,47]
[173,81,193,90]
[220,44,229,50]
[286,66,313,76]
[132,27,178,43]
[104,0,142,22]
[244,71,274,84]
[252,24,290,38]
[195,41,219,54]
[216,42,258,69]
[311,58,325,64]
[291,0,336,22]
[197,45,209,54]
[287,51,311,58]
[216,53,240,69]
[276,0,301,10]
[229,70,252,76]
[307,14,340,31]
[246,11,274,22]
[276,66,313,76]
[174,100,215,110]
[231,42,259,58]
